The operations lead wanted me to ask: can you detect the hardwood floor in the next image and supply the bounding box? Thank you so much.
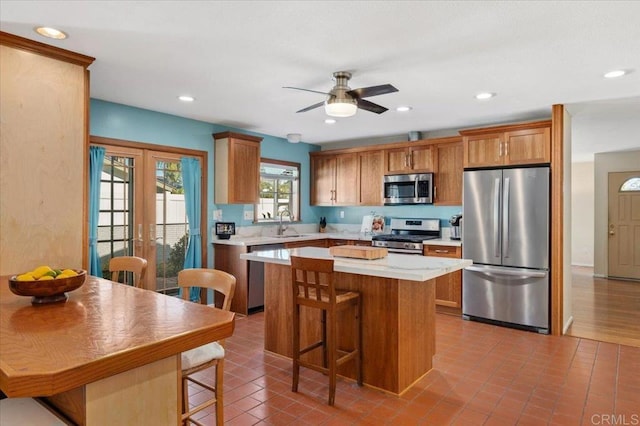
[566,266,640,348]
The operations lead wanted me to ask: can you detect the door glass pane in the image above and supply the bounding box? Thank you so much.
[98,155,135,281]
[154,160,187,296]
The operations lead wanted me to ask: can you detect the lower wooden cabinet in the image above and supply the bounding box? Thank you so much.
[214,244,250,315]
[424,244,462,315]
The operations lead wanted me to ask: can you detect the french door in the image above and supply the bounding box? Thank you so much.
[93,141,205,294]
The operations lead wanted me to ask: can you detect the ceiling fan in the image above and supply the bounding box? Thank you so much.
[284,71,398,117]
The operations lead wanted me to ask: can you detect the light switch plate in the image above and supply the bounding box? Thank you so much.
[213,209,222,220]
[243,210,253,220]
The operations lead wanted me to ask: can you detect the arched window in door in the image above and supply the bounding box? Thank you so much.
[620,177,640,192]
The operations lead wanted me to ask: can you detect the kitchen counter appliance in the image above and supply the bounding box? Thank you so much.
[449,214,462,240]
[462,166,550,334]
[372,218,440,254]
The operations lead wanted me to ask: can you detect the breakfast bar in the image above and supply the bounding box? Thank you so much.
[240,247,471,394]
[0,275,235,425]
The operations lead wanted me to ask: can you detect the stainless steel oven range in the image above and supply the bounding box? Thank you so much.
[371,218,441,254]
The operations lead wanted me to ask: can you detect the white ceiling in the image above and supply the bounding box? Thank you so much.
[1,1,639,160]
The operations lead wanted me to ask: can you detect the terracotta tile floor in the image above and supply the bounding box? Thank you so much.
[187,312,640,425]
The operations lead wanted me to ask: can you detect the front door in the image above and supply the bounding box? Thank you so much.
[608,171,640,280]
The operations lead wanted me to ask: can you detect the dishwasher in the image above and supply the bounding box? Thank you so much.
[248,243,285,312]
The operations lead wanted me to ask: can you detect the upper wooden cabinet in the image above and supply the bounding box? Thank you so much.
[0,32,94,274]
[460,120,551,168]
[385,143,434,174]
[310,152,358,206]
[213,132,262,204]
[433,138,463,205]
[358,150,384,206]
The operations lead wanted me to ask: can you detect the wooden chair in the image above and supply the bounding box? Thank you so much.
[290,255,362,406]
[178,268,236,426]
[108,256,148,288]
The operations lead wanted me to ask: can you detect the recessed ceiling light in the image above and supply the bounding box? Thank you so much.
[475,92,496,100]
[604,70,627,79]
[34,26,67,40]
[396,106,412,112]
[324,119,336,124]
[178,95,195,102]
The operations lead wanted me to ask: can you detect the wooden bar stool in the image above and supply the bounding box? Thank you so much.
[290,255,362,406]
[178,268,236,426]
[108,256,148,288]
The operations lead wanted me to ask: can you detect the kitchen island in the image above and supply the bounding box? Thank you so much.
[0,275,235,425]
[240,247,471,394]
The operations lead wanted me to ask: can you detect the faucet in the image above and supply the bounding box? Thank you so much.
[277,209,291,236]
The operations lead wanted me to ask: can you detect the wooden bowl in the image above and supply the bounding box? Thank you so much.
[8,270,87,304]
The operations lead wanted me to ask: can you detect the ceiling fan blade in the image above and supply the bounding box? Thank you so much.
[356,98,388,114]
[296,101,325,113]
[283,86,330,96]
[347,84,398,99]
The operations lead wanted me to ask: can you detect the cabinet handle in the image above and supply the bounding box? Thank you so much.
[404,154,409,168]
[409,153,413,168]
[505,140,509,157]
[498,141,503,157]
[433,185,437,201]
[434,249,449,253]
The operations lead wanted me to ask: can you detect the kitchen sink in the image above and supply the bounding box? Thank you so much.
[271,234,310,238]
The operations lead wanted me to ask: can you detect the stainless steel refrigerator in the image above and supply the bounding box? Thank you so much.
[462,166,550,333]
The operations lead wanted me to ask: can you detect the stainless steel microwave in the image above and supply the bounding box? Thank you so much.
[383,173,433,205]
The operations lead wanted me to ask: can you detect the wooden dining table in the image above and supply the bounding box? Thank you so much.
[0,275,235,425]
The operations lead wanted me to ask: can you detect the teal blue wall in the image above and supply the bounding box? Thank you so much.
[316,205,462,229]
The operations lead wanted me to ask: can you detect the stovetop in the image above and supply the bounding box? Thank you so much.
[372,218,441,244]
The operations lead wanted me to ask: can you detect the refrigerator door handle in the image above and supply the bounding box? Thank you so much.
[503,177,510,258]
[493,178,501,258]
[465,265,547,278]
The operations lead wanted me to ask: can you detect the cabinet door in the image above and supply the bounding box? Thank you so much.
[334,153,358,205]
[229,138,261,203]
[409,145,434,171]
[385,147,409,174]
[358,150,384,206]
[463,133,503,168]
[504,127,551,165]
[311,156,336,206]
[424,245,462,313]
[434,141,463,205]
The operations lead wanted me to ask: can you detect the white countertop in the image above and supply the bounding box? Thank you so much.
[214,232,461,247]
[239,247,472,282]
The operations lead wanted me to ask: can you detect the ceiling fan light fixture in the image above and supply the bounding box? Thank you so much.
[324,98,357,117]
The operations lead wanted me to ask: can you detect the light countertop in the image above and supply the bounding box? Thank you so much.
[214,232,461,247]
[239,247,472,282]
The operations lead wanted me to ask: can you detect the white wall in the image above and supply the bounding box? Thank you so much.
[571,162,595,266]
[593,150,640,276]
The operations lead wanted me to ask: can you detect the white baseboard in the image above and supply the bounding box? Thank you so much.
[563,316,574,335]
[571,262,594,267]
